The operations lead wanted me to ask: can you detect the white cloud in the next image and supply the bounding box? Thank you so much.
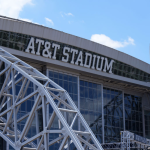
[45,17,54,26]
[60,12,74,17]
[91,34,135,49]
[66,13,73,16]
[0,0,33,18]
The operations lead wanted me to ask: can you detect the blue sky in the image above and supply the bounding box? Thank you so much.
[0,0,150,64]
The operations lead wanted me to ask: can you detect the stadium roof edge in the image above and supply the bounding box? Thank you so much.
[0,15,150,74]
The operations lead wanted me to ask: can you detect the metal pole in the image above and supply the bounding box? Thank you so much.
[122,90,125,131]
[78,76,80,131]
[101,84,104,144]
[11,68,18,142]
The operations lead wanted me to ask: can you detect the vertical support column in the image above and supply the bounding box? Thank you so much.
[142,109,145,137]
[46,69,49,145]
[34,84,40,144]
[63,90,69,149]
[127,132,130,150]
[121,131,125,150]
[121,131,123,150]
[101,84,104,144]
[12,68,17,142]
[142,94,146,137]
[122,91,125,131]
[42,96,48,150]
[77,76,80,131]
[47,104,49,126]
[46,102,49,146]
[6,65,10,150]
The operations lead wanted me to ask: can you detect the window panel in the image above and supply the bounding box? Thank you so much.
[145,111,150,139]
[104,87,123,143]
[124,93,143,136]
[80,80,102,143]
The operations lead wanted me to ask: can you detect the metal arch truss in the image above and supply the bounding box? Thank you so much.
[0,47,103,150]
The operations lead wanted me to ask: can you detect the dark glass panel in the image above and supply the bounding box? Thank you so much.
[73,83,77,94]
[89,88,93,99]
[72,76,77,82]
[21,102,26,111]
[68,82,73,93]
[2,40,8,47]
[88,82,92,88]
[68,75,72,82]
[104,87,123,143]
[64,81,68,91]
[124,93,143,136]
[80,80,102,143]
[58,73,63,79]
[58,80,63,87]
[53,72,58,78]
[80,80,84,86]
[64,74,68,81]
[3,32,9,40]
[80,86,84,97]
[0,31,3,39]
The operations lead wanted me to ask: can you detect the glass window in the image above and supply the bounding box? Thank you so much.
[47,70,78,150]
[103,87,123,143]
[48,70,78,107]
[124,93,143,136]
[80,80,102,143]
[145,111,150,139]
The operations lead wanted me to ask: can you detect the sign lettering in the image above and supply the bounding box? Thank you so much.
[25,37,115,74]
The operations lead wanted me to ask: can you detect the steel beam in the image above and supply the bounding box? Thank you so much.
[0,47,103,150]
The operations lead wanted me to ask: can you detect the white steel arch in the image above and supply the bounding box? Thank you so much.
[0,47,103,150]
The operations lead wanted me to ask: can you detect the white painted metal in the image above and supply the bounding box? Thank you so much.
[0,47,103,150]
[120,131,150,150]
[122,91,125,131]
[102,131,150,149]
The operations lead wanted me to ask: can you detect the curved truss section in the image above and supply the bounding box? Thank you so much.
[0,47,103,150]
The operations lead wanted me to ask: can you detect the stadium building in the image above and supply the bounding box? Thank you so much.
[0,16,150,150]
